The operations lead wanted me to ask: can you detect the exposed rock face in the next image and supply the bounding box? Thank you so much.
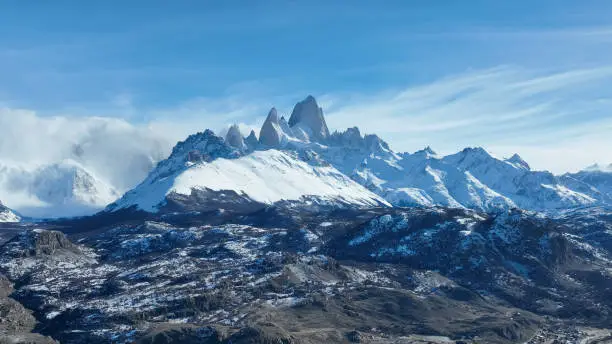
[288,95,330,143]
[244,130,258,150]
[224,124,246,150]
[506,153,530,170]
[30,230,77,256]
[2,229,80,258]
[329,127,364,148]
[259,108,284,146]
[0,274,58,344]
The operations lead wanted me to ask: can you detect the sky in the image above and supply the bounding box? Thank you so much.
[0,1,611,173]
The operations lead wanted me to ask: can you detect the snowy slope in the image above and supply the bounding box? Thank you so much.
[0,160,119,218]
[561,167,612,204]
[108,130,388,213]
[441,148,595,211]
[351,147,516,211]
[0,201,19,222]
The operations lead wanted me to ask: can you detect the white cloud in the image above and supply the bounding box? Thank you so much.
[0,108,170,191]
[322,66,612,173]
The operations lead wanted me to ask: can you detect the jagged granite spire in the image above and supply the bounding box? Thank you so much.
[288,95,330,143]
[259,108,284,146]
[245,129,258,149]
[225,124,246,150]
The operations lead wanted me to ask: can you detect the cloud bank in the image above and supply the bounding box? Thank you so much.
[0,109,170,192]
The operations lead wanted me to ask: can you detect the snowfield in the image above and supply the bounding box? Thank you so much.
[112,149,389,212]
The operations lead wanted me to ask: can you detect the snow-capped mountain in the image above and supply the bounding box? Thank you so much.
[236,96,600,212]
[105,95,610,215]
[0,160,119,218]
[107,130,388,213]
[0,201,19,223]
[561,165,612,204]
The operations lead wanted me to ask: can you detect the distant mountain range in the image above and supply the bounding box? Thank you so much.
[1,95,611,219]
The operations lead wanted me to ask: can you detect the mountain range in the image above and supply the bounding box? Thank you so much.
[104,95,611,217]
[0,95,611,219]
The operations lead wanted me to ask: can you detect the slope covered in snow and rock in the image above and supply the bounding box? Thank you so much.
[107,130,388,213]
[2,203,611,343]
[0,201,19,223]
[561,165,612,204]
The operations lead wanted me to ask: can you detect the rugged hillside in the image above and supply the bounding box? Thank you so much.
[0,205,610,343]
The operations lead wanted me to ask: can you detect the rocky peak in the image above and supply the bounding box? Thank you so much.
[225,124,246,150]
[245,130,259,149]
[2,229,79,258]
[414,146,438,158]
[330,127,364,148]
[287,95,330,143]
[151,129,241,183]
[259,108,285,147]
[506,153,530,170]
[364,134,391,153]
[171,130,238,161]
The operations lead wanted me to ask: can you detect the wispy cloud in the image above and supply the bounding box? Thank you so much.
[395,26,612,42]
[323,66,612,173]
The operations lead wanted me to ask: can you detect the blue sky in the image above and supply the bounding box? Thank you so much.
[0,1,611,172]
